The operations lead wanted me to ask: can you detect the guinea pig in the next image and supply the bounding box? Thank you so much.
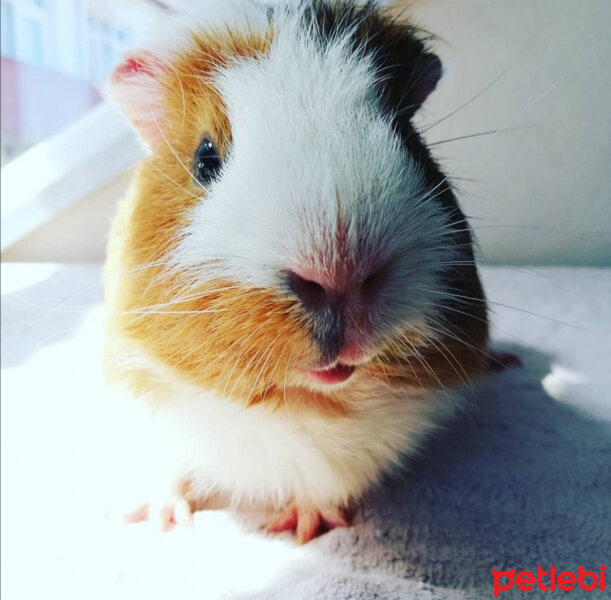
[105,0,491,544]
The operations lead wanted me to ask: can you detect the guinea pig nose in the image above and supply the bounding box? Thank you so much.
[286,263,389,311]
[287,270,330,310]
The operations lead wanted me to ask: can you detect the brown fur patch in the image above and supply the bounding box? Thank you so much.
[105,28,317,404]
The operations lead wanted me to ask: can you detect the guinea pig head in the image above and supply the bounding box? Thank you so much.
[107,4,488,404]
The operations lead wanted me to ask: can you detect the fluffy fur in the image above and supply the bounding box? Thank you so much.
[105,1,489,535]
[111,349,456,512]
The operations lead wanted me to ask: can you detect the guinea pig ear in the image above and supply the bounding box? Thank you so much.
[401,52,442,117]
[107,50,168,148]
[406,53,442,110]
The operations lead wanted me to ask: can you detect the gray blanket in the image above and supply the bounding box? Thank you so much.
[1,265,609,600]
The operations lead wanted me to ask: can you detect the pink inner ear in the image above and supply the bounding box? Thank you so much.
[118,57,155,77]
[109,50,168,148]
[111,50,166,83]
[115,52,164,79]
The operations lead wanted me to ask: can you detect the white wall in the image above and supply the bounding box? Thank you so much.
[2,0,610,265]
[406,0,611,265]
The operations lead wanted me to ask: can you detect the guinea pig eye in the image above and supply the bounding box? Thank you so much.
[194,138,221,185]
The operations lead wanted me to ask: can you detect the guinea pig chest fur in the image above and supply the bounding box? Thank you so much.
[105,0,489,543]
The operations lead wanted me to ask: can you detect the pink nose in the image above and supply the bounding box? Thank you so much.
[286,264,389,312]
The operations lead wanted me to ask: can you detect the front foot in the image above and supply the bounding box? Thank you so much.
[266,502,349,544]
[124,496,193,531]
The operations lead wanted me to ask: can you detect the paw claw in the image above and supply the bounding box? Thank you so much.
[124,504,149,524]
[123,497,193,531]
[266,505,297,533]
[266,502,349,543]
[296,511,321,544]
[173,499,194,526]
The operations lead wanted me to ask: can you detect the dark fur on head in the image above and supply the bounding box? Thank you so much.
[295,0,488,372]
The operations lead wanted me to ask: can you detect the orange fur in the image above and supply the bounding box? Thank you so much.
[105,29,318,405]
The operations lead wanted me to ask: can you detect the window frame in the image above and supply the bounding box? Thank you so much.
[1,0,51,68]
[0,102,143,253]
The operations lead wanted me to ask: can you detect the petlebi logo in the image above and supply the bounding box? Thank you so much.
[491,564,606,597]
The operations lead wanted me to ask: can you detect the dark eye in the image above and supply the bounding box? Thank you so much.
[193,138,221,185]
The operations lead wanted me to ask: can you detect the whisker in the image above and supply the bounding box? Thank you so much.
[152,115,205,192]
[423,288,610,332]
[147,161,203,201]
[412,324,474,392]
[282,346,295,414]
[223,318,277,397]
[427,125,535,147]
[421,29,540,134]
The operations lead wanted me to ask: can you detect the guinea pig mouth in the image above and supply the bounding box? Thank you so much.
[300,363,356,385]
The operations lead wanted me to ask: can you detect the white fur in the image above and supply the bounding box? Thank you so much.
[172,8,456,337]
[109,349,457,510]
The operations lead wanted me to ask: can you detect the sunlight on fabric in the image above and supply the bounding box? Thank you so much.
[1,261,60,294]
[1,262,315,600]
[542,363,586,401]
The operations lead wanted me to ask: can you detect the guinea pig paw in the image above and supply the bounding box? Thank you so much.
[488,349,522,372]
[266,502,349,544]
[124,497,193,531]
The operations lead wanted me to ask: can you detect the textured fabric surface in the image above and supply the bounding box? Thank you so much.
[2,264,610,600]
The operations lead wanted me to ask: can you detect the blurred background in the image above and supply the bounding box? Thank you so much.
[1,0,610,264]
[1,0,159,164]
